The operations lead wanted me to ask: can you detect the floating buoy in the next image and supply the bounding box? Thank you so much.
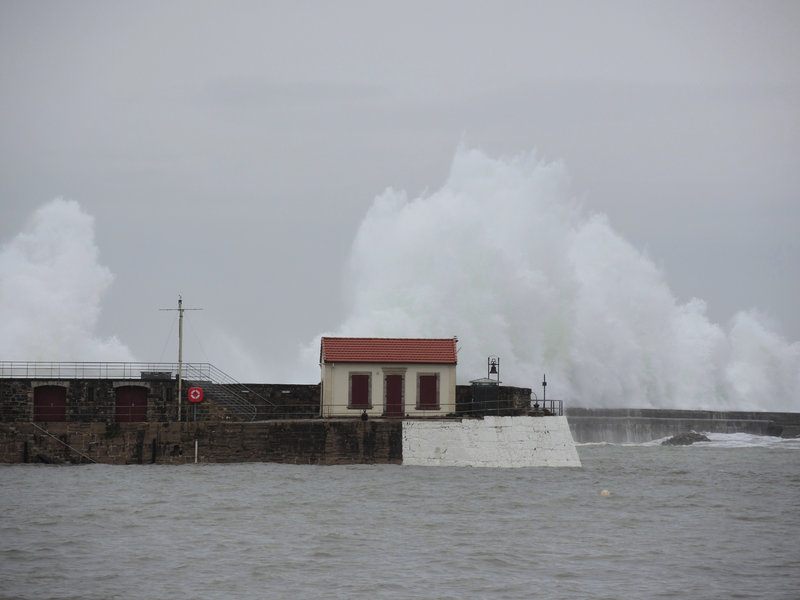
[600,489,611,497]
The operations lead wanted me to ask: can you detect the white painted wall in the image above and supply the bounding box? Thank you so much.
[320,362,456,418]
[402,416,582,467]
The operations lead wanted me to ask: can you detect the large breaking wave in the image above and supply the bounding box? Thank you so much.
[311,147,799,411]
[3,151,798,411]
[0,198,135,362]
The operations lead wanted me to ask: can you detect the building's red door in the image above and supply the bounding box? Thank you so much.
[115,386,148,422]
[385,374,403,417]
[33,386,67,422]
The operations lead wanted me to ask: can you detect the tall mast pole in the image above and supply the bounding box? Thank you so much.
[177,296,184,422]
[160,295,202,422]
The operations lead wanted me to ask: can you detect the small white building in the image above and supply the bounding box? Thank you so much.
[319,337,458,418]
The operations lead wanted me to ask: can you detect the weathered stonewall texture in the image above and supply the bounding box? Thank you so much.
[0,379,188,423]
[1,417,582,467]
[0,420,403,465]
[1,379,531,422]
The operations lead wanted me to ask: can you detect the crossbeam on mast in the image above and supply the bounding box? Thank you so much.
[159,295,202,422]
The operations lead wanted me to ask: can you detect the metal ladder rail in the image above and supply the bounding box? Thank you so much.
[204,364,279,409]
[181,363,275,421]
[186,381,258,421]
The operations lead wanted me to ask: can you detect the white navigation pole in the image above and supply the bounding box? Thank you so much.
[160,296,202,422]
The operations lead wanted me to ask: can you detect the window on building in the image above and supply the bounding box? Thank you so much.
[417,374,439,410]
[349,373,371,409]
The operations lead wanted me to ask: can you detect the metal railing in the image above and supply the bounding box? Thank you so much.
[0,361,269,422]
[0,361,193,380]
[530,398,563,416]
[183,364,274,422]
[317,396,565,419]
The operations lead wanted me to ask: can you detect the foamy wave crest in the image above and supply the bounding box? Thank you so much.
[702,432,800,449]
[624,432,797,448]
[309,147,799,411]
[0,198,135,361]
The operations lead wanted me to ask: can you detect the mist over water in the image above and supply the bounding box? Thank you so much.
[310,148,799,411]
[0,199,134,362]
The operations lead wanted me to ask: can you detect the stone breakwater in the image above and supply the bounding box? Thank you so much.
[0,416,581,467]
[0,420,403,465]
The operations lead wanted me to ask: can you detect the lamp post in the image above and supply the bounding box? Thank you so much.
[542,374,547,409]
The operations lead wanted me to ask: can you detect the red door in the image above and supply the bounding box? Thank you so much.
[385,374,403,417]
[33,386,67,422]
[115,386,148,422]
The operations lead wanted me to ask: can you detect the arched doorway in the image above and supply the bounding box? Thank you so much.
[33,385,67,422]
[115,386,148,422]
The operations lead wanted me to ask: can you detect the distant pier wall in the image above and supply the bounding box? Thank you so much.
[566,408,800,443]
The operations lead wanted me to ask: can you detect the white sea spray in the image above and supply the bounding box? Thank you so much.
[303,147,799,411]
[0,198,134,362]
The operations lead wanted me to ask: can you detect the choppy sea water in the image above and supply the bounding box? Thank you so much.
[1,434,798,600]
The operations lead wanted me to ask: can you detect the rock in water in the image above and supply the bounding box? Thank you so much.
[662,431,711,446]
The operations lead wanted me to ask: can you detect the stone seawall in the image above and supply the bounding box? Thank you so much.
[566,408,800,443]
[1,416,581,467]
[0,420,403,465]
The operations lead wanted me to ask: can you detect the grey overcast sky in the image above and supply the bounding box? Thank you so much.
[1,1,798,397]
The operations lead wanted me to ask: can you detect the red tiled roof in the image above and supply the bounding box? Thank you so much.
[321,337,458,364]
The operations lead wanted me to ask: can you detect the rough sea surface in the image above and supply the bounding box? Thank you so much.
[1,434,798,599]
